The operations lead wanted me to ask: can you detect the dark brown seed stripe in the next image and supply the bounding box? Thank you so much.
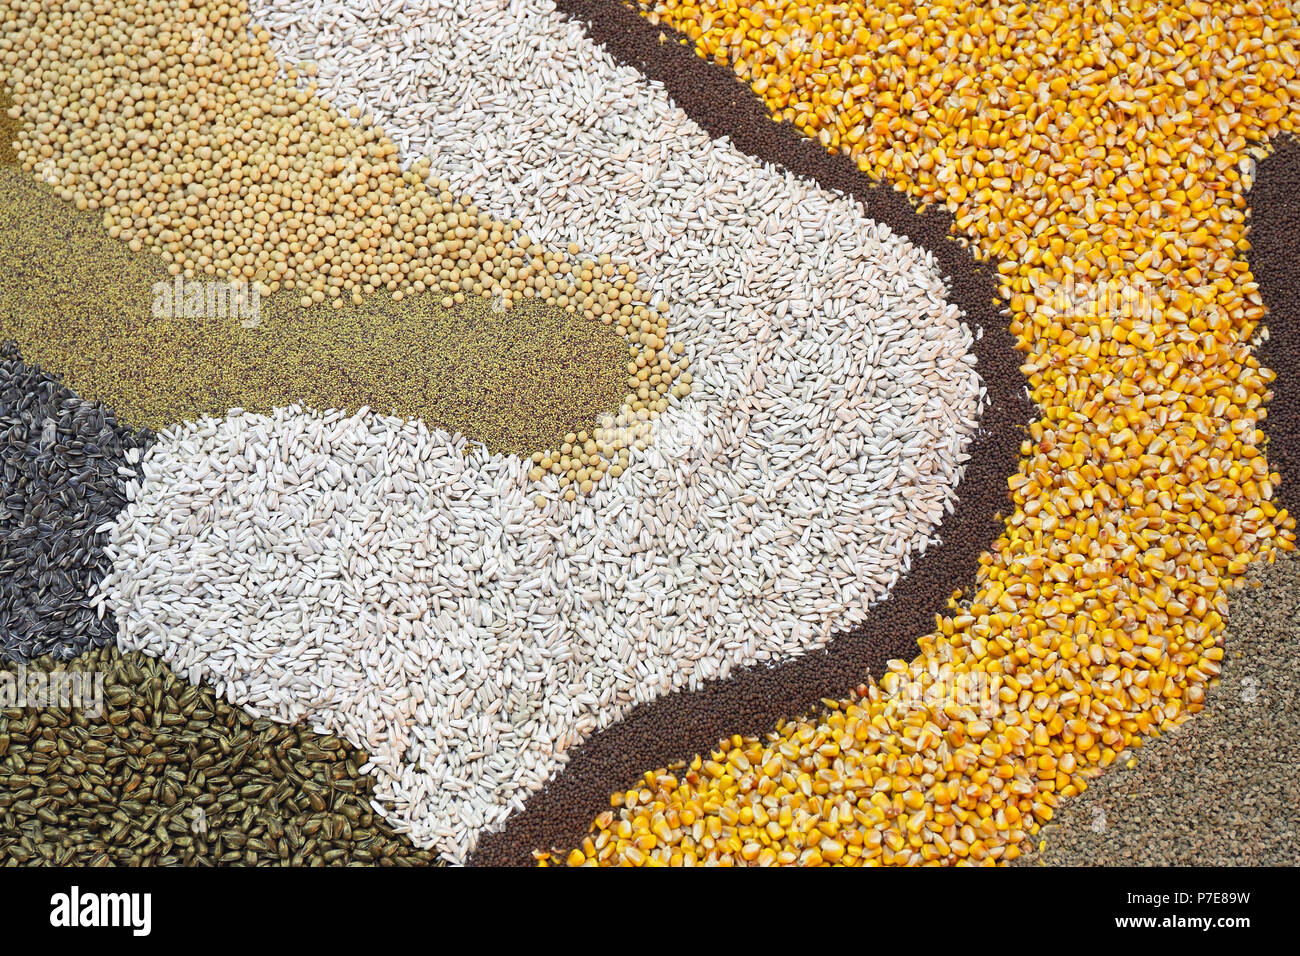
[0,646,443,866]
[1,0,1026,863]
[467,0,1035,866]
[1250,136,1300,518]
[5,3,1291,868]
[0,1,1025,865]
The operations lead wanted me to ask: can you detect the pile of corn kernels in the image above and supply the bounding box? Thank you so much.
[551,0,1300,864]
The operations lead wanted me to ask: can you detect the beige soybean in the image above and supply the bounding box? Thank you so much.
[0,88,628,454]
[0,0,689,491]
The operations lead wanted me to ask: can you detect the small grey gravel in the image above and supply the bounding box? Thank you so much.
[0,342,152,663]
[1017,550,1300,867]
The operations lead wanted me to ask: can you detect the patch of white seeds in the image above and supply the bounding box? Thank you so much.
[99,0,984,862]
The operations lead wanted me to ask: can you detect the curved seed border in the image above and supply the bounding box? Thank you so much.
[469,0,1035,866]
